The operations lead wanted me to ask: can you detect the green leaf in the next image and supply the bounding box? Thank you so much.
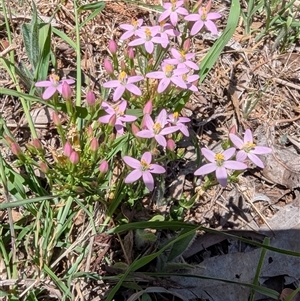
[78,1,105,11]
[199,0,240,82]
[20,1,40,71]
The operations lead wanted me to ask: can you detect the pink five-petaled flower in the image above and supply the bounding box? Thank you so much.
[103,71,143,101]
[129,26,168,54]
[164,48,199,70]
[35,74,75,100]
[123,152,166,191]
[182,73,199,92]
[229,129,272,168]
[167,112,190,137]
[185,7,222,35]
[153,22,180,48]
[194,147,247,187]
[158,0,188,26]
[136,109,178,147]
[120,19,143,40]
[146,63,188,93]
[99,100,137,135]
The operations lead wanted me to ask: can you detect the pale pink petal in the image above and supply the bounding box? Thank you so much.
[185,61,199,70]
[35,80,52,87]
[144,114,154,129]
[103,80,120,88]
[120,24,134,30]
[223,160,247,170]
[171,76,187,89]
[184,14,199,21]
[216,167,228,187]
[165,58,178,65]
[248,153,265,168]
[223,147,236,160]
[61,79,75,85]
[171,48,181,59]
[244,129,253,143]
[204,20,218,34]
[128,38,145,47]
[194,163,217,176]
[229,134,244,149]
[252,146,272,155]
[120,31,134,40]
[178,124,189,136]
[158,10,171,23]
[102,102,115,115]
[125,169,143,183]
[160,126,179,135]
[125,83,142,96]
[43,86,57,99]
[170,12,178,26]
[156,109,167,126]
[236,150,247,162]
[176,7,188,15]
[141,152,152,164]
[113,86,126,101]
[158,78,171,93]
[190,21,204,35]
[123,156,141,169]
[127,76,144,84]
[201,148,216,163]
[144,41,154,54]
[118,100,127,112]
[115,123,124,135]
[155,134,167,147]
[142,172,155,191]
[146,71,165,79]
[150,164,166,174]
[119,115,137,122]
[207,12,222,20]
[136,130,154,139]
[99,114,113,123]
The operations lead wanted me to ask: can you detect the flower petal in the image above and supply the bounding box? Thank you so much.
[35,80,52,87]
[155,134,167,147]
[156,109,167,126]
[125,169,142,183]
[194,163,217,176]
[103,80,120,88]
[248,153,265,168]
[190,21,204,35]
[244,129,253,143]
[123,156,141,169]
[136,130,154,139]
[204,20,218,34]
[142,172,155,191]
[150,164,166,174]
[236,150,247,162]
[223,160,247,170]
[141,152,152,164]
[216,167,228,186]
[222,147,236,160]
[252,146,272,155]
[157,78,171,93]
[201,148,216,163]
[113,85,126,101]
[229,133,244,149]
[43,86,57,99]
[125,83,142,96]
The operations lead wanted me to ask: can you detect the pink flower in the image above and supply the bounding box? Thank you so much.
[229,129,272,168]
[123,152,166,191]
[136,109,178,147]
[158,0,188,26]
[99,100,137,135]
[167,112,190,136]
[120,19,144,40]
[194,148,247,187]
[164,48,199,70]
[182,73,199,92]
[103,71,143,101]
[146,63,188,93]
[153,22,180,48]
[185,7,222,35]
[129,26,168,54]
[35,74,75,100]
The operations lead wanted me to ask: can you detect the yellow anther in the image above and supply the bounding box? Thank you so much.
[173,112,179,119]
[165,65,174,73]
[153,123,161,133]
[50,74,60,82]
[215,153,225,162]
[242,142,256,152]
[201,7,207,21]
[132,20,138,27]
[180,50,186,58]
[119,71,127,81]
[145,28,152,36]
[141,159,150,170]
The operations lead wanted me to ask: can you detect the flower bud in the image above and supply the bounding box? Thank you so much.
[52,111,61,126]
[183,38,191,52]
[63,142,73,157]
[32,138,43,152]
[143,100,153,114]
[120,60,126,71]
[87,125,93,137]
[11,142,25,161]
[90,137,99,152]
[62,81,72,100]
[104,59,114,75]
[167,139,176,151]
[69,151,79,164]
[99,160,109,174]
[108,40,118,54]
[39,162,49,174]
[4,135,14,146]
[127,47,135,59]
[131,123,140,136]
[108,114,116,127]
[229,125,237,135]
[86,91,96,106]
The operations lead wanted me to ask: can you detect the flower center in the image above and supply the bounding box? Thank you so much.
[200,7,207,21]
[164,64,174,78]
[50,74,60,86]
[173,112,179,123]
[140,159,150,171]
[215,153,225,166]
[153,122,161,134]
[179,50,186,62]
[132,19,138,29]
[118,71,127,84]
[242,142,256,152]
[145,28,152,40]
[171,0,177,11]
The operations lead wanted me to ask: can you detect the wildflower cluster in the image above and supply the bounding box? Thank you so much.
[22,0,271,198]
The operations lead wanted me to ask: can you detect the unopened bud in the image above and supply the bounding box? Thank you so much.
[183,38,191,52]
[167,139,176,151]
[90,137,99,152]
[108,40,118,54]
[87,125,93,137]
[108,114,116,127]
[229,125,237,135]
[104,59,114,75]
[120,60,126,71]
[127,47,135,59]
[63,142,73,157]
[69,151,79,164]
[86,91,96,106]
[32,138,43,152]
[62,81,72,100]
[131,123,140,136]
[52,111,61,126]
[99,160,109,174]
[143,100,153,114]
[39,162,49,174]
[4,135,14,146]
[11,142,24,160]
